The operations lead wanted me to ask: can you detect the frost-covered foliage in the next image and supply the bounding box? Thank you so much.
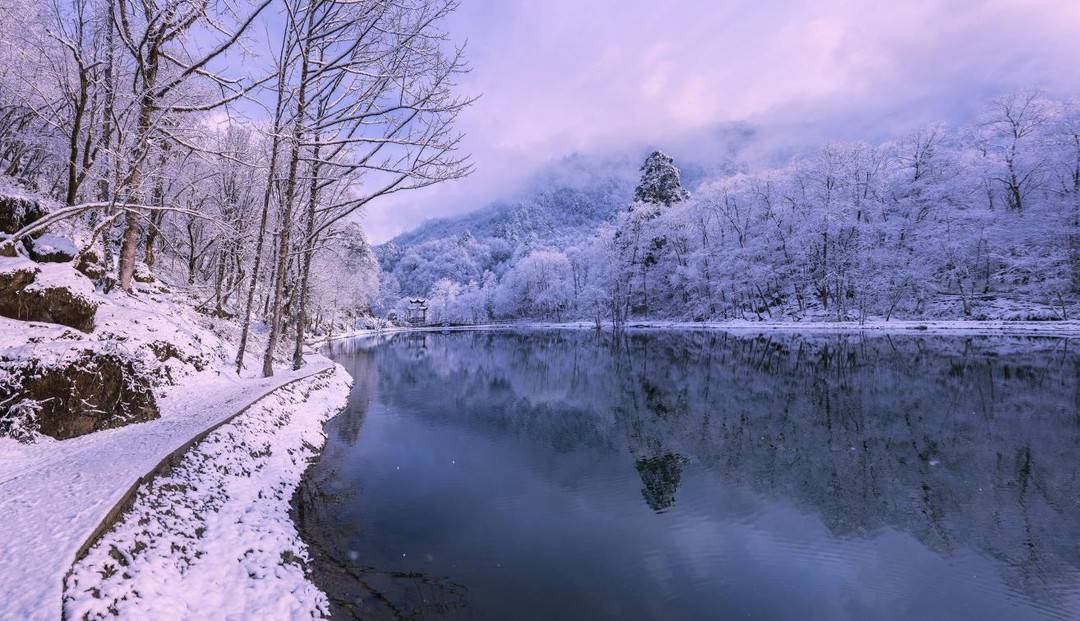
[305,222,381,333]
[493,250,574,320]
[0,397,42,443]
[386,91,1080,323]
[63,365,350,619]
[633,151,690,206]
[377,153,638,300]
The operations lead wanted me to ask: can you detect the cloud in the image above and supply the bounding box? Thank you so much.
[362,0,1080,242]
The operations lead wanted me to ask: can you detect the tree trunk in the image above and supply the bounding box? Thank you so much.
[65,69,89,206]
[144,147,168,268]
[1067,192,1075,293]
[291,129,322,370]
[236,27,293,374]
[262,7,313,377]
[214,247,227,316]
[117,48,160,292]
[95,6,117,273]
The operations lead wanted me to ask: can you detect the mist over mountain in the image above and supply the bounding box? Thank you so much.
[376,113,918,262]
[387,155,635,250]
[376,124,762,297]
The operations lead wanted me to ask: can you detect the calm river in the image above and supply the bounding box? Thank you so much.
[294,330,1080,620]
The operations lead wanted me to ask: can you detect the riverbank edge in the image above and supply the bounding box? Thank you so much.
[61,361,352,618]
[70,362,337,564]
[27,361,337,620]
[311,319,1080,345]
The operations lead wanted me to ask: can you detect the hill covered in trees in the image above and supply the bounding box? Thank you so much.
[379,91,1080,325]
[376,153,638,299]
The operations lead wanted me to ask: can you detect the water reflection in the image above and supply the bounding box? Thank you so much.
[301,330,1080,620]
[635,453,686,513]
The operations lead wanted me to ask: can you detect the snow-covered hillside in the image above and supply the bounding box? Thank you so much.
[0,185,352,619]
[377,153,642,296]
[379,93,1080,326]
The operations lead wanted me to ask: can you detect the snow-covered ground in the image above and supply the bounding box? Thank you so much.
[0,252,353,619]
[0,360,336,620]
[63,364,350,620]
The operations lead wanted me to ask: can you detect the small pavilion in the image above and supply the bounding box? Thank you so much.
[405,299,428,325]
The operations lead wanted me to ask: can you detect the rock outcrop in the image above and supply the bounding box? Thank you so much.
[27,233,77,263]
[0,350,159,441]
[75,246,106,279]
[0,194,46,235]
[133,261,155,283]
[0,261,97,332]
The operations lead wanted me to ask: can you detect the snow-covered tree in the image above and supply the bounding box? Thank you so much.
[0,0,473,375]
[494,250,574,320]
[377,92,1080,324]
[633,151,690,207]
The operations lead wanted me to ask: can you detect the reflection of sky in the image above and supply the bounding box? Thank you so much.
[361,0,1080,241]
[308,332,1080,620]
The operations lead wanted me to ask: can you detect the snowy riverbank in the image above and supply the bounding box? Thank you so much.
[314,318,1080,342]
[63,364,350,619]
[0,241,360,619]
[0,359,340,620]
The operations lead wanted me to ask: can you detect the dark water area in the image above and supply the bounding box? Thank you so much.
[294,330,1080,620]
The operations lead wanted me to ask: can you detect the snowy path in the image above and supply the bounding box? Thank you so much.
[0,360,334,620]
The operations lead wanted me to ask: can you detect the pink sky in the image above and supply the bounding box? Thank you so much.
[361,0,1080,242]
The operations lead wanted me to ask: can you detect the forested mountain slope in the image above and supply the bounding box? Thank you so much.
[377,131,755,300]
[378,153,658,297]
[378,92,1080,325]
[392,157,633,248]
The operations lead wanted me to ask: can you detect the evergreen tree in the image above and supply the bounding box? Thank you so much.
[633,151,690,206]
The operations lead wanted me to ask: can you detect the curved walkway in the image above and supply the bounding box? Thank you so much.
[0,360,333,620]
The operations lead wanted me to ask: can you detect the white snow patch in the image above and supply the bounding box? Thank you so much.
[30,233,77,257]
[21,260,98,302]
[0,177,49,206]
[0,255,37,275]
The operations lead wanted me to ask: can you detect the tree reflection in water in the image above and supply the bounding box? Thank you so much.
[634,453,687,512]
[300,330,1080,620]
